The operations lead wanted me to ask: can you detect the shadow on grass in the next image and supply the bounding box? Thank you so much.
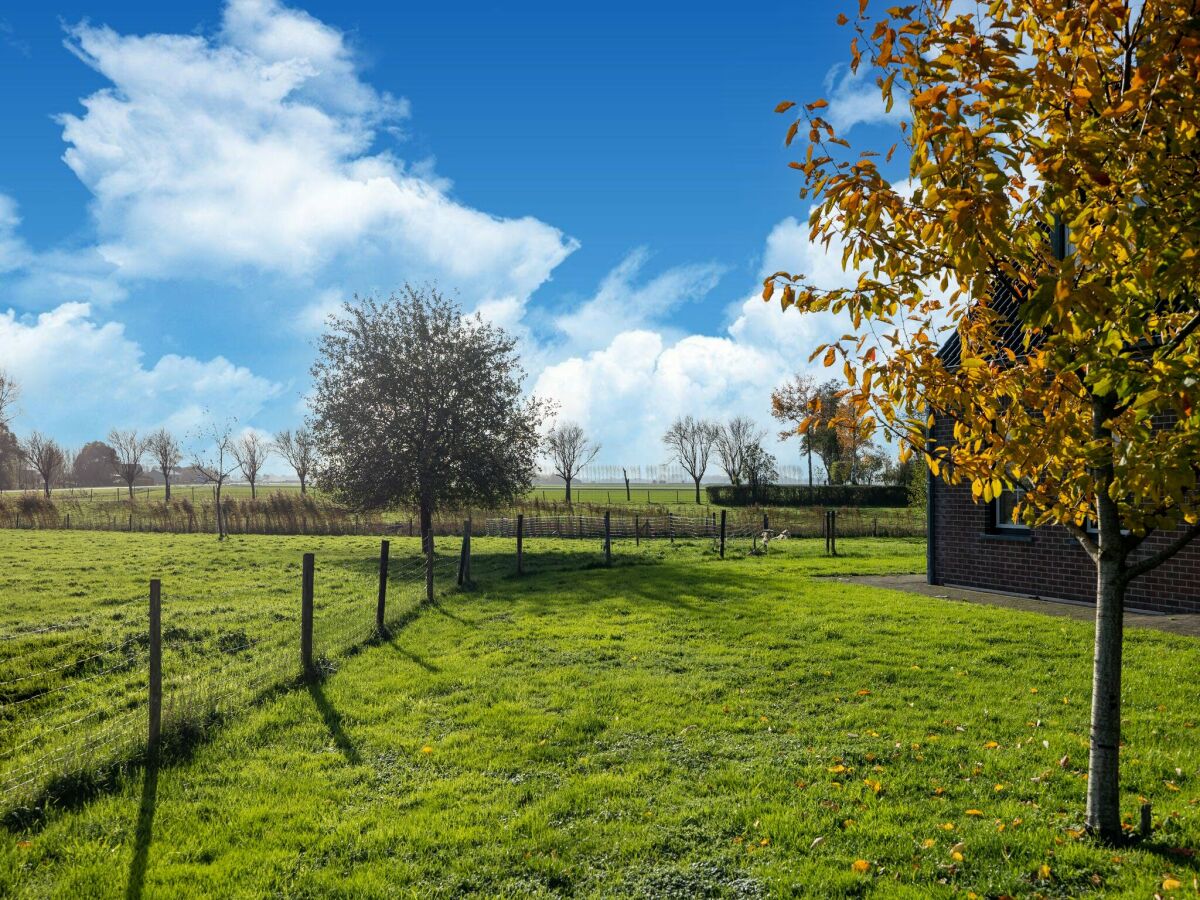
[124,754,158,900]
[306,679,361,765]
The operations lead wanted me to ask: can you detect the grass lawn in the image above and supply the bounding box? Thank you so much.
[1,531,1197,897]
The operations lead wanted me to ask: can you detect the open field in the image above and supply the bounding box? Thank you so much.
[1,530,1198,896]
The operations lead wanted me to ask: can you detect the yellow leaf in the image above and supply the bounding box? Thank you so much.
[921,838,936,848]
[912,84,949,108]
[984,740,999,749]
[421,745,433,754]
[806,99,829,111]
[775,101,797,114]
[785,121,799,146]
[965,809,983,816]
[1163,877,1182,890]
[851,859,871,873]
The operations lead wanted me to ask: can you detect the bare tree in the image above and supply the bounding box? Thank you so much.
[21,432,66,498]
[544,422,600,504]
[108,429,150,500]
[274,428,317,495]
[714,416,761,486]
[231,431,271,499]
[146,428,182,501]
[192,420,238,540]
[662,416,719,503]
[0,370,18,428]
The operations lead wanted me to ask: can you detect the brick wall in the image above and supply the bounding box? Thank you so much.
[928,419,1200,615]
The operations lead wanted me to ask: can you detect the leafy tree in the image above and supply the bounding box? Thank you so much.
[73,441,118,488]
[544,422,600,504]
[108,429,150,499]
[770,374,818,486]
[311,286,545,595]
[662,416,719,503]
[274,428,318,495]
[741,441,778,505]
[147,428,182,501]
[765,0,1200,839]
[0,424,21,491]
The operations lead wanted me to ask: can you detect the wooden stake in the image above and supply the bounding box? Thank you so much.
[516,513,524,575]
[148,579,162,752]
[301,553,314,676]
[719,510,726,559]
[376,539,389,632]
[604,511,611,566]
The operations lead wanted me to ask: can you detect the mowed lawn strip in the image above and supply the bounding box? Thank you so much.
[0,534,1197,897]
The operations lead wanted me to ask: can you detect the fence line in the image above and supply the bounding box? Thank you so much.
[0,537,466,823]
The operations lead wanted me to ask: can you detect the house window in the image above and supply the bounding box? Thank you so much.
[993,488,1029,531]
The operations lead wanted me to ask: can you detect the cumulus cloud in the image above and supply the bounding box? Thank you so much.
[53,0,575,304]
[530,217,865,464]
[0,303,283,441]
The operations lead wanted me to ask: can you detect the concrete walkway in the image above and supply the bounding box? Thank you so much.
[838,573,1200,639]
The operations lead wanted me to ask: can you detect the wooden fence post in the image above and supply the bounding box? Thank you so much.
[635,513,640,547]
[719,510,726,559]
[376,539,390,632]
[148,579,162,752]
[424,527,434,603]
[604,511,611,566]
[831,510,838,556]
[458,519,472,585]
[301,552,314,676]
[516,513,524,575]
[669,512,674,545]
[763,512,769,533]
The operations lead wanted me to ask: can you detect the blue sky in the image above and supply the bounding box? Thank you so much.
[0,0,907,468]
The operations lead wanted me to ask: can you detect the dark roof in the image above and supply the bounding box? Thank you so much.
[936,273,1029,370]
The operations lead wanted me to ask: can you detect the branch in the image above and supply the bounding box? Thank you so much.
[1123,520,1200,584]
[1063,519,1100,563]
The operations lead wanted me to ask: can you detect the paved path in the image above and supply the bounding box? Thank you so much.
[837,573,1200,639]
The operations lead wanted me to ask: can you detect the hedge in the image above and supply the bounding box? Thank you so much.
[704,484,909,508]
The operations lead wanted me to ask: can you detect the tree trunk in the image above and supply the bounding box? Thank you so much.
[694,477,702,504]
[43,478,50,499]
[1087,554,1126,840]
[299,475,306,496]
[250,480,256,500]
[215,483,225,540]
[420,500,433,603]
[164,476,171,502]
[565,478,572,505]
[807,446,813,488]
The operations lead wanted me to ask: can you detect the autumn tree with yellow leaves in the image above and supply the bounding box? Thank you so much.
[765,0,1200,840]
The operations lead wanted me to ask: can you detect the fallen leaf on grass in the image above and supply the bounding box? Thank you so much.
[966,809,984,816]
[851,859,871,873]
[810,836,825,849]
[1162,876,1182,890]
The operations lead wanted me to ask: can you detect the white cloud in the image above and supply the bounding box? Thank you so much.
[528,215,881,465]
[0,303,282,442]
[52,0,575,304]
[823,62,907,134]
[0,194,30,274]
[551,248,725,353]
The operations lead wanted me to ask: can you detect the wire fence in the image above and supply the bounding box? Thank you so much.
[0,539,461,826]
[484,509,923,541]
[0,514,919,825]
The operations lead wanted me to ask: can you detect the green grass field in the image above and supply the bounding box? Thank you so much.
[1,530,1197,897]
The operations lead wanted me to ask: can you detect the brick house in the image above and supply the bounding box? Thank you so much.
[925,279,1200,615]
